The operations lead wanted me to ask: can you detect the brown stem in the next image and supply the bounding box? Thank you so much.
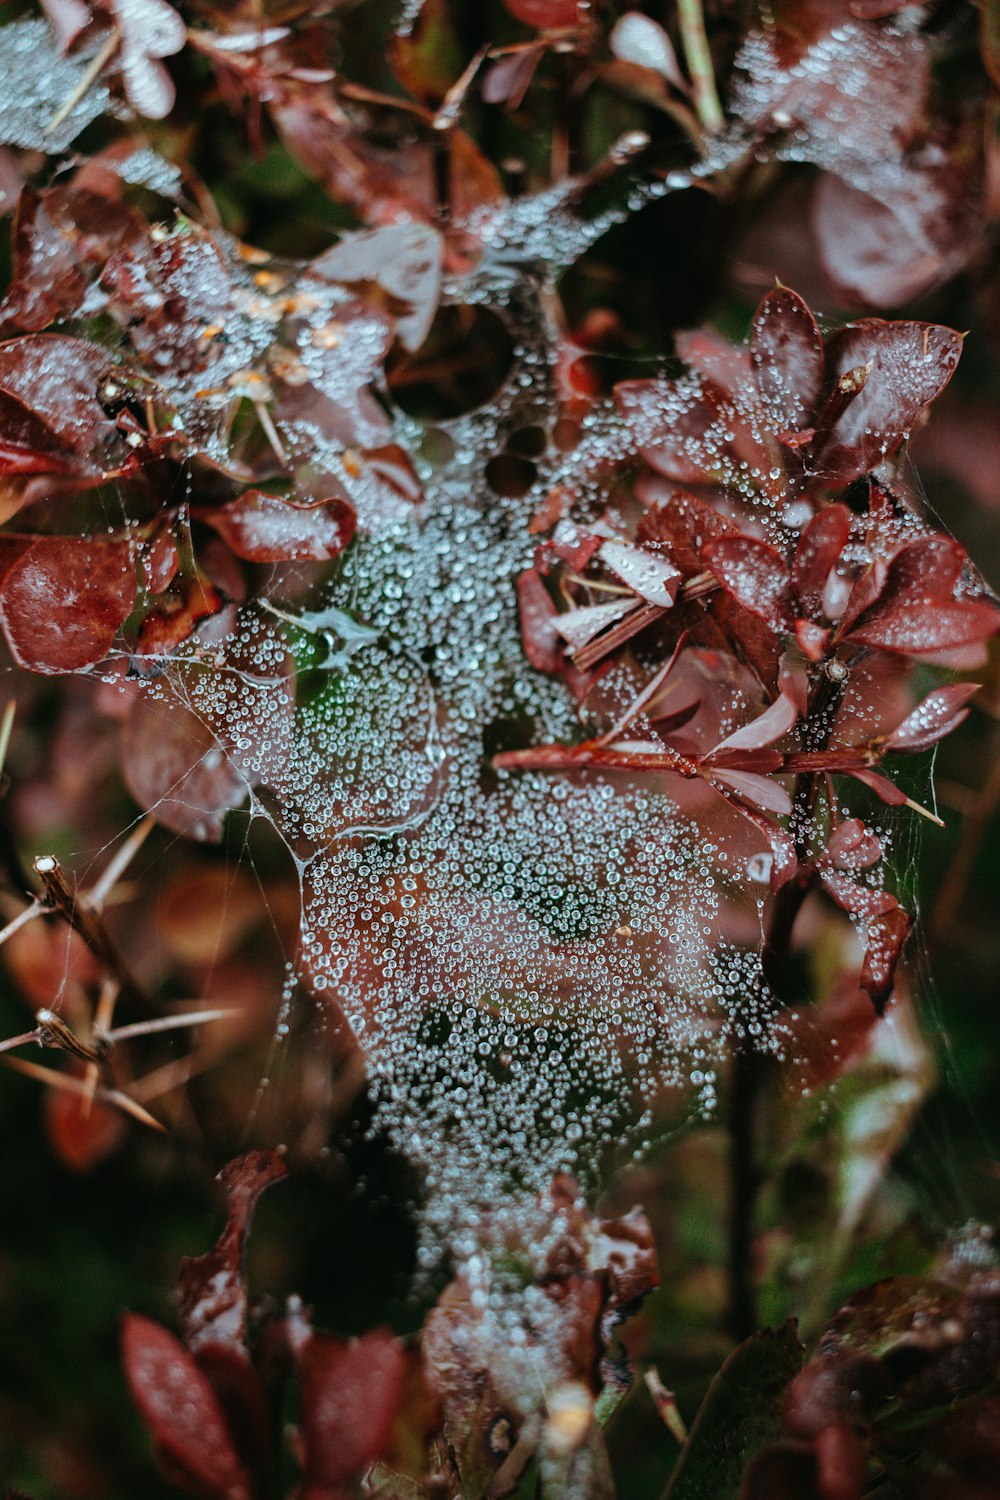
[33,856,153,1013]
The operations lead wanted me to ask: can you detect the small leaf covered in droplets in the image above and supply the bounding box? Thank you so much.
[196,491,357,564]
[751,286,825,432]
[0,536,136,673]
[703,535,793,634]
[884,682,979,751]
[121,1313,252,1500]
[818,321,964,482]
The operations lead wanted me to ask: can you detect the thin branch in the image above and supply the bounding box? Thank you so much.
[87,817,155,910]
[104,1008,240,1044]
[0,1054,165,1132]
[0,899,44,950]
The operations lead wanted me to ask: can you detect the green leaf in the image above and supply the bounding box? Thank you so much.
[661,1323,804,1500]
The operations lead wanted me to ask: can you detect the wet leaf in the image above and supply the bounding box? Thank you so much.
[0,536,136,673]
[791,506,850,621]
[121,679,248,840]
[703,536,793,634]
[884,682,979,752]
[179,1150,288,1355]
[819,321,964,483]
[197,490,356,564]
[751,287,825,433]
[0,334,121,477]
[298,1330,408,1494]
[310,225,444,355]
[121,1312,252,1500]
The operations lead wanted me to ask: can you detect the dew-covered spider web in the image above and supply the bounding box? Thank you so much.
[110,250,796,1262]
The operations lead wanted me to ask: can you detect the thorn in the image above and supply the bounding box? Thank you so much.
[904,796,945,828]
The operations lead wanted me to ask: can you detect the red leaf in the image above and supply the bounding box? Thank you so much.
[819,320,964,482]
[820,870,897,921]
[142,532,180,595]
[849,601,1000,655]
[751,286,825,432]
[298,1330,407,1491]
[598,538,682,607]
[517,566,564,674]
[635,486,737,575]
[884,682,979,752]
[703,534,793,633]
[121,1313,252,1500]
[0,536,135,673]
[792,505,851,619]
[846,766,908,807]
[709,691,798,755]
[826,818,882,870]
[135,569,225,665]
[861,905,912,1010]
[0,334,121,476]
[615,376,736,486]
[844,538,999,654]
[45,1083,126,1172]
[121,682,248,842]
[198,492,356,564]
[709,767,792,814]
[310,224,443,354]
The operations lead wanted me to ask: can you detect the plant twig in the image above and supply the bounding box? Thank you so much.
[0,1054,165,1132]
[676,0,724,134]
[32,855,153,1012]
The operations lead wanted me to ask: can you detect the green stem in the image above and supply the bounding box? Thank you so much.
[677,0,725,135]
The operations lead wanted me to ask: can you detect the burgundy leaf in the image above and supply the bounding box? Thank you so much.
[635,486,737,575]
[884,683,979,752]
[502,0,583,26]
[615,377,736,486]
[197,491,356,564]
[795,620,831,661]
[598,538,682,607]
[851,601,1000,655]
[142,532,180,595]
[0,334,121,476]
[0,536,135,673]
[517,566,564,674]
[121,1313,252,1500]
[792,505,851,619]
[310,224,443,353]
[298,1330,407,1492]
[826,818,882,870]
[861,905,912,1010]
[135,569,225,665]
[751,286,825,432]
[710,691,798,754]
[820,870,897,921]
[845,766,908,806]
[709,767,792,815]
[121,681,248,841]
[703,535,793,633]
[844,538,1000,654]
[0,187,85,335]
[819,320,964,482]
